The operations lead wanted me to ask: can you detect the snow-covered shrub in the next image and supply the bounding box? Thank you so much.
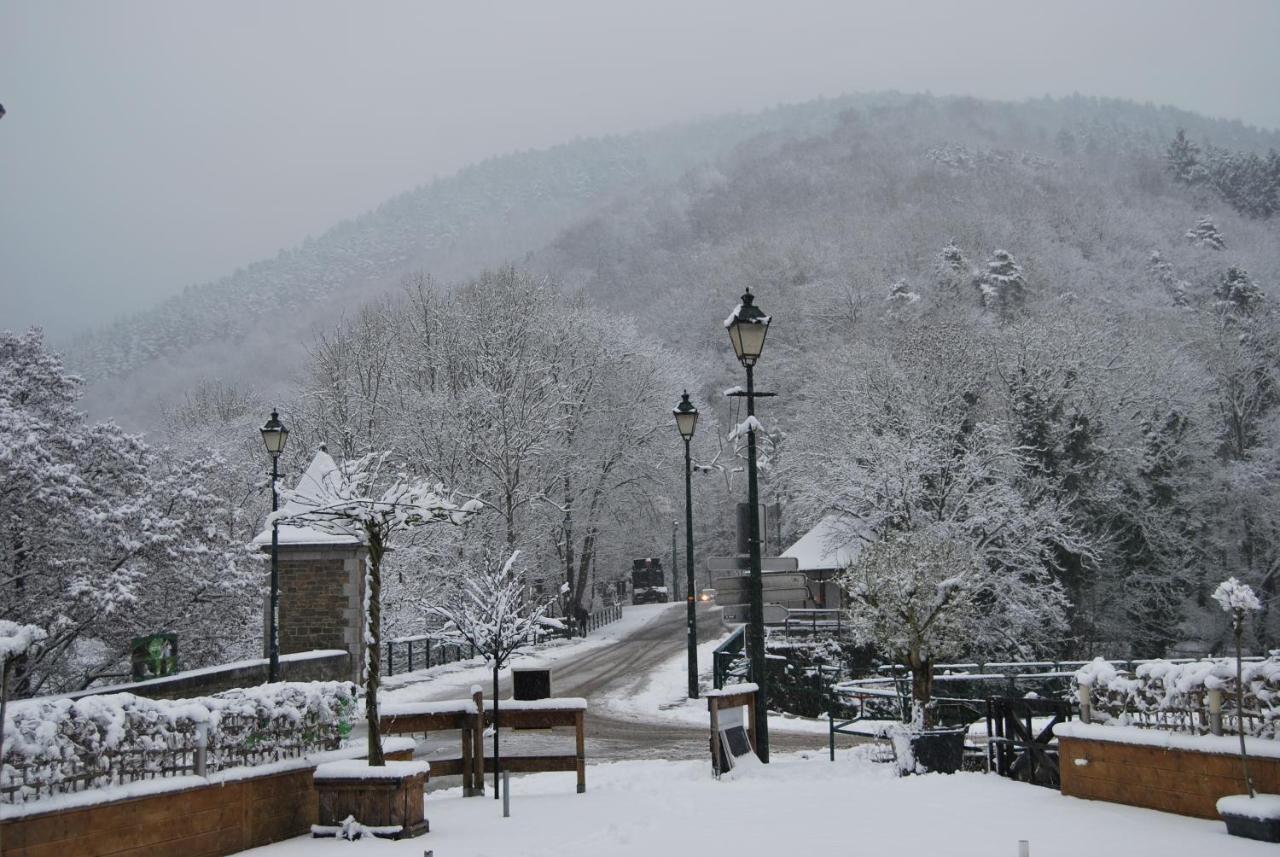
[1076,656,1280,738]
[1,681,354,804]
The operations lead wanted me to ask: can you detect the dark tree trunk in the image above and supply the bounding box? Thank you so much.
[492,661,501,799]
[364,534,386,766]
[908,653,935,729]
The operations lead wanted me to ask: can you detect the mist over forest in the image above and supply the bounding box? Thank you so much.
[8,89,1280,693]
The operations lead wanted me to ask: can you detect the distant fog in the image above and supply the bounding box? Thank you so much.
[3,0,1279,339]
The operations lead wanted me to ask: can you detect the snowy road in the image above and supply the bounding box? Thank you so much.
[381,603,836,774]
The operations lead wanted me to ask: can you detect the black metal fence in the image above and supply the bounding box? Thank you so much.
[583,603,623,635]
[712,626,747,689]
[384,636,476,677]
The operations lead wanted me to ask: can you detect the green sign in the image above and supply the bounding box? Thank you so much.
[130,633,179,680]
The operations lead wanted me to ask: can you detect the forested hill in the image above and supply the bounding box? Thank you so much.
[67,94,886,420]
[525,94,1280,656]
[535,94,1280,361]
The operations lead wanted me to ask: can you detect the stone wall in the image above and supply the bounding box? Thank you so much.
[1059,735,1280,819]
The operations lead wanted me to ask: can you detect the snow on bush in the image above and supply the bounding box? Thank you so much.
[0,622,47,663]
[1,681,355,804]
[1076,655,1280,738]
[1212,576,1263,615]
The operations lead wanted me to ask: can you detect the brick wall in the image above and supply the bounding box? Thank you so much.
[274,545,364,683]
[279,556,349,654]
[0,748,413,857]
[1059,736,1280,819]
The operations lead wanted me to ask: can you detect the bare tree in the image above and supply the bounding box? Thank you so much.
[425,550,553,798]
[274,450,480,765]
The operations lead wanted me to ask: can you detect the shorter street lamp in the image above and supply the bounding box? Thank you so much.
[260,409,289,682]
[673,391,699,699]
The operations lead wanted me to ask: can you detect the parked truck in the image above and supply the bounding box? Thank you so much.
[630,557,669,605]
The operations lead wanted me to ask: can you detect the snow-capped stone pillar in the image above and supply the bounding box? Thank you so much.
[253,450,368,685]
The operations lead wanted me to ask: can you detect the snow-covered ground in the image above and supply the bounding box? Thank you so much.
[246,748,1262,857]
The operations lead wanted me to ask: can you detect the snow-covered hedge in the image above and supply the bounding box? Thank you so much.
[1076,656,1280,738]
[1,681,355,804]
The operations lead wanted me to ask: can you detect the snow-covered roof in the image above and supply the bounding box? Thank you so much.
[252,450,364,548]
[781,514,872,572]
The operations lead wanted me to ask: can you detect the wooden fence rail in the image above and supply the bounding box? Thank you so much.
[379,692,588,794]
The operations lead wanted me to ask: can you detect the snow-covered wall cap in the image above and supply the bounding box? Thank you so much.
[251,450,364,547]
[380,699,477,717]
[706,682,758,698]
[482,697,587,711]
[512,660,551,672]
[1056,721,1280,760]
[313,759,430,781]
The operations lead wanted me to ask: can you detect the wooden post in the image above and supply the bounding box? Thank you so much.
[710,696,722,776]
[746,692,758,754]
[472,687,485,795]
[575,710,586,793]
[1208,688,1224,736]
[1076,684,1092,725]
[461,718,474,795]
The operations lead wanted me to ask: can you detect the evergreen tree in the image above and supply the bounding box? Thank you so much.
[1118,411,1198,658]
[1215,266,1264,314]
[934,241,972,298]
[1166,129,1205,185]
[1184,216,1225,250]
[977,249,1026,318]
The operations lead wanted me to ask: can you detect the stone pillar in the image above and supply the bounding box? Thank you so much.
[263,543,367,685]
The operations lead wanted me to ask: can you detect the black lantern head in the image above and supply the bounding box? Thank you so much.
[724,288,771,367]
[260,408,289,457]
[673,391,699,441]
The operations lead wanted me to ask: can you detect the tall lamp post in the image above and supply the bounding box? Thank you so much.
[673,391,700,699]
[260,409,289,682]
[724,289,772,762]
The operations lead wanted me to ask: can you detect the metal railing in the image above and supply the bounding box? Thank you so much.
[712,625,747,689]
[783,608,844,639]
[385,636,475,676]
[584,603,623,635]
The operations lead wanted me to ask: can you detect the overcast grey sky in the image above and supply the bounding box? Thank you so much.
[3,0,1279,339]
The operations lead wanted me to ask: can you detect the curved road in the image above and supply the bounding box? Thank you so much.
[389,603,833,769]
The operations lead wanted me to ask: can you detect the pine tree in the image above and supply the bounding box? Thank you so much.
[1215,266,1264,314]
[1147,250,1189,306]
[934,241,972,298]
[977,249,1026,318]
[886,280,920,308]
[1166,129,1206,185]
[1184,216,1225,250]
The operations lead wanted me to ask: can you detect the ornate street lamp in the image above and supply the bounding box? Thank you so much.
[724,289,772,762]
[673,391,700,699]
[260,408,289,682]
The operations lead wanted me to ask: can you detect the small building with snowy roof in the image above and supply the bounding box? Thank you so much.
[780,514,874,609]
[253,449,366,683]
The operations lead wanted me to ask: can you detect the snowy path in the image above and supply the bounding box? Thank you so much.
[380,603,836,772]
